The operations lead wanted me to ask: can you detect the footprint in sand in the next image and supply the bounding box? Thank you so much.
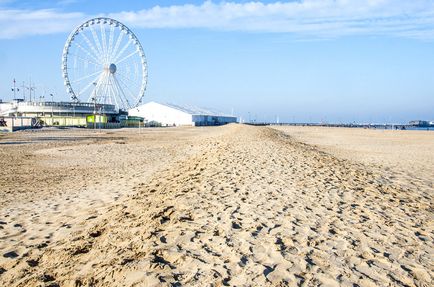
[3,251,19,259]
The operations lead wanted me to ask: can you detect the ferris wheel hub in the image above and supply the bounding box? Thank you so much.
[109,63,117,74]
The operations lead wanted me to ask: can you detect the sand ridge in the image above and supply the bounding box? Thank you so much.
[1,124,432,286]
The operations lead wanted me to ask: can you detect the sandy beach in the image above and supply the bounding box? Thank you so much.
[0,124,433,286]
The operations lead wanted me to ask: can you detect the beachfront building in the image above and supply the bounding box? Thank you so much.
[0,99,119,127]
[409,120,432,127]
[0,99,117,118]
[128,101,237,126]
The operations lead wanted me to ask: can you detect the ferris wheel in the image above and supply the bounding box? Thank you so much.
[61,17,147,111]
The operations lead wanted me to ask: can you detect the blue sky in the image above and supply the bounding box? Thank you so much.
[0,0,433,123]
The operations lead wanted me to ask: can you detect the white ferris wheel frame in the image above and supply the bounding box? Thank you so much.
[61,17,147,111]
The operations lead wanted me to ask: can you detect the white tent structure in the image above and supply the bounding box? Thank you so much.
[129,101,237,126]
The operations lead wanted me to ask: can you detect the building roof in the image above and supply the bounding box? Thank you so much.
[146,101,235,117]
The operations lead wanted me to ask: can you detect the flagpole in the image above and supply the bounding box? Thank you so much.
[21,81,26,101]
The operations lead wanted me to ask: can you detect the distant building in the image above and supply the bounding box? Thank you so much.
[129,101,237,126]
[409,120,431,127]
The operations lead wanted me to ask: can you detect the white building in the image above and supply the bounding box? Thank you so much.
[0,99,117,117]
[129,101,237,126]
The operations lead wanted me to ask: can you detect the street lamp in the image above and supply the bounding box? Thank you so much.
[92,82,97,130]
[91,96,96,130]
[50,93,54,118]
[11,79,19,100]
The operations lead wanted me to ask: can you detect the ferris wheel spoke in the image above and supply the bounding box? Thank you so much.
[80,32,103,63]
[115,71,139,92]
[108,76,117,106]
[89,24,104,62]
[110,77,127,110]
[72,43,102,66]
[110,30,124,63]
[71,70,102,84]
[118,60,145,80]
[94,73,106,102]
[116,50,139,66]
[100,23,108,64]
[89,78,101,103]
[90,72,107,103]
[105,75,113,105]
[92,78,102,103]
[108,25,115,62]
[111,78,128,110]
[116,69,141,89]
[102,74,112,104]
[102,75,111,105]
[113,75,132,109]
[114,76,131,109]
[115,73,141,104]
[113,39,132,63]
[107,76,119,107]
[81,72,104,100]
[115,68,132,82]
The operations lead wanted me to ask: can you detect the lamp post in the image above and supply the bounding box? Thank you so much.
[50,93,54,118]
[21,81,26,100]
[11,79,19,100]
[102,103,105,129]
[27,78,35,102]
[91,82,97,130]
[92,97,96,130]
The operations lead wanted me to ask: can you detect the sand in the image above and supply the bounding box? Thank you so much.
[272,126,434,187]
[0,124,432,286]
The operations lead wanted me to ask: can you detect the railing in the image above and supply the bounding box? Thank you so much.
[17,101,116,110]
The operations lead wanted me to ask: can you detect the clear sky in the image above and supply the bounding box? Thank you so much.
[0,0,433,123]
